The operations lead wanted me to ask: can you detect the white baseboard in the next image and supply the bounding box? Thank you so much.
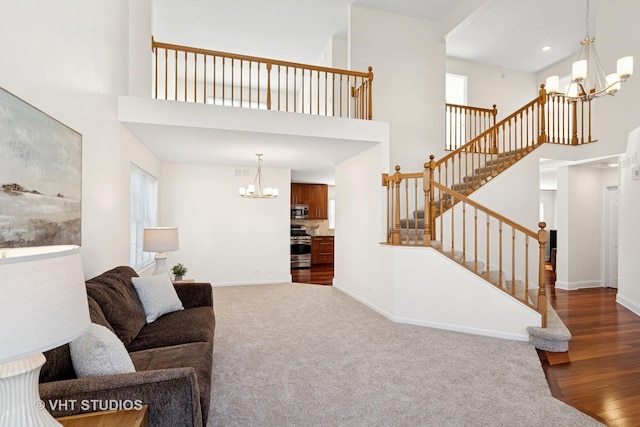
[334,282,529,342]
[616,293,640,316]
[332,283,395,322]
[213,278,292,287]
[554,279,602,290]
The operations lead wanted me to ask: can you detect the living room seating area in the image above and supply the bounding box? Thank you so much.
[38,266,214,427]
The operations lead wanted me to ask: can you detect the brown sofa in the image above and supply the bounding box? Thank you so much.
[38,266,215,427]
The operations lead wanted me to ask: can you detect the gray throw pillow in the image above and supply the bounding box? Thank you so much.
[70,323,136,377]
[131,273,184,323]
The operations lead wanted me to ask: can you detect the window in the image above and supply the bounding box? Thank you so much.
[130,163,158,270]
[328,199,336,230]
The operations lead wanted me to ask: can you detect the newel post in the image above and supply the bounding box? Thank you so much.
[422,156,435,246]
[367,66,374,120]
[490,105,498,154]
[390,165,403,245]
[538,84,548,144]
[537,222,548,328]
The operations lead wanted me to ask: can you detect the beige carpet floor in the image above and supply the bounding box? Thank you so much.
[208,283,601,427]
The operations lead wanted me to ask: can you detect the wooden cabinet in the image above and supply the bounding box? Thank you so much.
[311,236,334,265]
[291,183,327,219]
[290,183,309,205]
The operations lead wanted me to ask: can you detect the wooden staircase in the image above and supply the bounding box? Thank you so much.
[382,85,595,342]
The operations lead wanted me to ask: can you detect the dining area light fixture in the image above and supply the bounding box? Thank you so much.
[545,0,632,102]
[239,153,279,199]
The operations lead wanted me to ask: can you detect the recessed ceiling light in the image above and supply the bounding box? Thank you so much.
[541,46,551,52]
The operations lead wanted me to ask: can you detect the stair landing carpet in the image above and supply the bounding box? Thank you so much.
[209,283,601,427]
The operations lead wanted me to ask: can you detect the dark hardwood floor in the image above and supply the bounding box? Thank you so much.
[541,267,640,426]
[291,265,334,286]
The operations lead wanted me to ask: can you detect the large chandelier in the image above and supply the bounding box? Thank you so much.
[239,153,279,198]
[545,0,633,101]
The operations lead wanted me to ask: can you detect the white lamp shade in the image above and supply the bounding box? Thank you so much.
[143,227,179,252]
[606,73,621,94]
[0,245,90,364]
[545,75,560,94]
[617,56,633,79]
[572,60,587,81]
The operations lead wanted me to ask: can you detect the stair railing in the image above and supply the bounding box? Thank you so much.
[431,181,548,327]
[445,103,497,151]
[151,37,374,120]
[380,163,548,326]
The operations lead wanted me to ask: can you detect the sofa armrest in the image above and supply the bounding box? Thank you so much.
[174,282,213,309]
[39,368,202,427]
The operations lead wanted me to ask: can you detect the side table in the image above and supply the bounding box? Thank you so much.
[56,405,148,427]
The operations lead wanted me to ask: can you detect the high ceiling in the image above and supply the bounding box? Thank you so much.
[147,0,595,183]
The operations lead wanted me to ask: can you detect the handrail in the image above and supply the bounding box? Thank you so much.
[445,103,497,151]
[151,37,374,120]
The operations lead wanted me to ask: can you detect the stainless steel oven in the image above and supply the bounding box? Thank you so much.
[291,225,311,268]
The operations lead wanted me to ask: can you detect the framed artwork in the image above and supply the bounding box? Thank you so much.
[0,87,82,247]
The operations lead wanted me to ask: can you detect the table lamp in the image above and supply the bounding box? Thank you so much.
[143,227,179,275]
[0,245,90,426]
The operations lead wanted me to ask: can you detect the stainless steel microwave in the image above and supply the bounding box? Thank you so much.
[291,204,309,219]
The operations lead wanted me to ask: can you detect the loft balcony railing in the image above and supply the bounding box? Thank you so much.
[151,37,374,120]
[445,103,497,151]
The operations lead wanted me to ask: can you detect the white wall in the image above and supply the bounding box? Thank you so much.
[617,127,640,313]
[392,247,540,340]
[334,143,394,315]
[0,0,160,278]
[349,6,446,171]
[446,58,538,120]
[159,163,291,285]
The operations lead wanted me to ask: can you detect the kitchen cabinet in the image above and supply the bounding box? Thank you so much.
[291,183,328,219]
[311,236,334,265]
[291,183,309,205]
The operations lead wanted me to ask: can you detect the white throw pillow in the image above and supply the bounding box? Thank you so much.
[70,323,136,377]
[131,273,184,323]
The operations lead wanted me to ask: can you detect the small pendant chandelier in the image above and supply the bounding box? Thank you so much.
[239,153,279,198]
[545,0,633,101]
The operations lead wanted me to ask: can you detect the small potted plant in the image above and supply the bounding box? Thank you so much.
[171,263,188,281]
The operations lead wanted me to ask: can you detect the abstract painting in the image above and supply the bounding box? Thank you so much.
[0,87,82,247]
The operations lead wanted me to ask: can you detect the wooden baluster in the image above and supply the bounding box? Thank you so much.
[266,62,272,110]
[462,202,467,261]
[294,68,297,113]
[570,99,578,145]
[286,66,289,112]
[173,50,178,101]
[203,54,207,104]
[538,222,548,327]
[183,51,188,102]
[231,59,235,106]
[499,220,503,289]
[367,66,373,120]
[404,179,409,245]
[511,227,516,295]
[213,55,217,104]
[485,214,491,281]
[240,60,243,107]
[339,74,343,117]
[423,161,432,245]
